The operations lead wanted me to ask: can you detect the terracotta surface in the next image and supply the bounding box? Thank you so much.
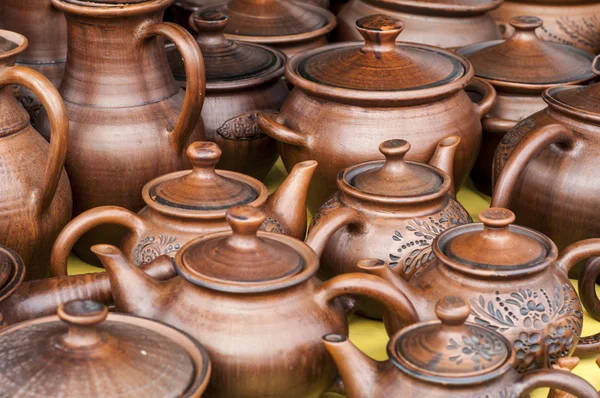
[323,296,599,397]
[0,30,71,280]
[37,0,206,265]
[337,0,502,48]
[259,14,495,214]
[308,137,472,319]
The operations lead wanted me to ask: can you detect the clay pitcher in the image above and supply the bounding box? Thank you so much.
[38,0,206,265]
[0,30,71,280]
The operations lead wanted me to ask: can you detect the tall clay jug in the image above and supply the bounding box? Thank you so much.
[39,0,206,264]
[0,30,71,280]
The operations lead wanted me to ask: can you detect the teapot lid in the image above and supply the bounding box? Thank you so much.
[0,246,25,305]
[176,206,317,293]
[144,142,265,218]
[0,300,210,397]
[458,16,595,91]
[389,296,512,383]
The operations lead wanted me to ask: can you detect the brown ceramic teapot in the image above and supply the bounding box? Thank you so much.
[37,0,206,265]
[0,300,211,397]
[357,208,600,371]
[308,137,471,319]
[50,141,316,276]
[91,205,420,398]
[0,30,71,280]
[258,14,496,214]
[458,15,595,195]
[337,0,503,48]
[323,296,599,398]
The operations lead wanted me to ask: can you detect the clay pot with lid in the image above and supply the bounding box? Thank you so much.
[337,0,503,48]
[458,15,595,195]
[307,137,472,319]
[90,205,420,397]
[258,14,496,214]
[357,208,600,371]
[0,300,211,397]
[50,141,317,276]
[323,296,599,398]
[168,11,288,180]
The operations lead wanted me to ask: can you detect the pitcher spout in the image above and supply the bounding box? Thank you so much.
[428,136,460,198]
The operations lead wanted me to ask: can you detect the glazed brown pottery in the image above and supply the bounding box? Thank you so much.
[169,11,288,180]
[50,141,316,276]
[258,14,496,214]
[196,0,337,57]
[458,15,595,195]
[37,0,206,265]
[91,205,420,397]
[323,296,599,398]
[491,57,600,256]
[0,300,211,397]
[308,137,472,319]
[491,0,600,53]
[337,0,503,48]
[0,30,71,280]
[579,257,600,329]
[357,208,600,371]
[2,0,66,125]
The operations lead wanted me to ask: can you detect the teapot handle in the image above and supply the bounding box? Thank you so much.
[50,206,148,277]
[491,123,576,209]
[574,257,600,357]
[0,66,68,218]
[137,22,205,154]
[257,113,310,148]
[514,369,598,398]
[466,78,496,119]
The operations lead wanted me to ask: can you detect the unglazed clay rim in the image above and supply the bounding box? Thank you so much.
[543,85,600,124]
[175,230,319,293]
[364,0,503,15]
[142,169,269,220]
[52,0,173,17]
[0,246,25,304]
[0,30,28,61]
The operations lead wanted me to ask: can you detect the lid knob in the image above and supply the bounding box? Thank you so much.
[191,10,233,49]
[186,141,222,180]
[58,300,108,348]
[509,15,543,31]
[376,139,411,176]
[478,207,516,241]
[225,206,266,250]
[435,296,470,326]
[355,14,404,53]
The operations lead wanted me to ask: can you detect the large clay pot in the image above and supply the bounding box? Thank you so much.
[458,15,595,195]
[258,14,496,214]
[2,0,66,125]
[0,30,71,280]
[491,0,600,53]
[337,0,503,48]
[37,0,206,265]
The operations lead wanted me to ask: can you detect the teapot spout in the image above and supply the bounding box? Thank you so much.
[263,160,317,240]
[429,136,460,198]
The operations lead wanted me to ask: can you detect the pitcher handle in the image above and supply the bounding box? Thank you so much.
[514,369,598,397]
[138,22,205,154]
[466,78,496,118]
[0,66,69,217]
[50,206,147,277]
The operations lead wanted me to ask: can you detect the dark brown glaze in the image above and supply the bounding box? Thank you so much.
[91,205,420,397]
[579,257,600,357]
[50,141,316,276]
[458,16,595,195]
[258,14,496,214]
[307,137,472,319]
[0,300,211,397]
[337,0,502,48]
[37,0,206,265]
[0,30,71,280]
[323,296,599,398]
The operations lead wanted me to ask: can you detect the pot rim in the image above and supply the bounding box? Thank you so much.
[543,85,600,124]
[51,0,173,17]
[0,30,28,62]
[362,0,503,16]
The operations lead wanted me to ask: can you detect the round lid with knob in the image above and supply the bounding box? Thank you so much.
[389,296,512,383]
[0,300,211,397]
[458,16,595,91]
[367,0,502,16]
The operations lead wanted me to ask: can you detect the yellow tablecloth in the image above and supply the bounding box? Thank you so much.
[68,160,600,396]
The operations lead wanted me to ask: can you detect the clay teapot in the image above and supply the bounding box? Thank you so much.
[308,137,471,319]
[458,15,595,195]
[323,296,600,398]
[2,0,66,125]
[337,0,503,49]
[91,205,420,397]
[0,29,71,280]
[37,0,206,265]
[356,208,600,371]
[196,0,337,57]
[50,141,316,276]
[0,300,211,397]
[491,56,600,255]
[258,14,496,214]
[168,11,288,180]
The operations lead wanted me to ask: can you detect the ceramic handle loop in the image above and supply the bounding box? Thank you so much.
[465,78,496,119]
[515,369,598,398]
